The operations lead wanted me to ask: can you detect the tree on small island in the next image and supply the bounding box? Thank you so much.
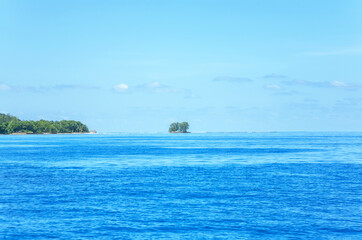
[0,113,90,134]
[169,121,190,133]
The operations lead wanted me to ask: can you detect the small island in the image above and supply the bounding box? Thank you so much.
[0,113,90,135]
[169,122,190,133]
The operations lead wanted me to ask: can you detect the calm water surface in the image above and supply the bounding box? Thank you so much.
[0,133,361,239]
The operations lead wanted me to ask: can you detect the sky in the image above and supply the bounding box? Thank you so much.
[1,0,362,132]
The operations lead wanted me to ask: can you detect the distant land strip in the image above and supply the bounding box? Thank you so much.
[0,113,95,135]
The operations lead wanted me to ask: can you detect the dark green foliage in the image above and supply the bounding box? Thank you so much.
[0,113,89,134]
[169,122,180,133]
[0,113,19,125]
[169,121,189,133]
[0,123,7,134]
[179,122,189,133]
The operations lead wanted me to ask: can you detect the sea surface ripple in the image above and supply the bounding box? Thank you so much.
[0,133,361,239]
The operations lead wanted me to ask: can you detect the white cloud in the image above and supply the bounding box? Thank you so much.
[264,84,282,90]
[264,83,301,96]
[303,48,362,56]
[112,81,194,98]
[113,83,129,93]
[282,80,362,90]
[137,81,184,94]
[147,82,161,88]
[263,74,287,79]
[0,83,11,90]
[0,83,100,92]
[331,81,347,88]
[53,84,100,90]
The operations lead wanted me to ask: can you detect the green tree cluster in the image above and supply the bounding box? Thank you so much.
[168,121,190,133]
[0,113,89,134]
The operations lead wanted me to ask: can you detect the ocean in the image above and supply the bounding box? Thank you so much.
[0,133,361,239]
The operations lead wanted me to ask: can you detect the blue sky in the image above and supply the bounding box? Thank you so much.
[1,0,362,132]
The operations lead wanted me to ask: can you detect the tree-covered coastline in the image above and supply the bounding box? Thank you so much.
[169,122,190,133]
[0,113,89,134]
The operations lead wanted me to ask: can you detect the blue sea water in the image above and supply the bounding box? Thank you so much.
[0,132,361,239]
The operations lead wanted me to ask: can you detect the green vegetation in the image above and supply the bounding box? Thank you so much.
[0,113,89,134]
[169,121,190,133]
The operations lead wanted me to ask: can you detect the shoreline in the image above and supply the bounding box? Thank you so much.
[1,132,97,136]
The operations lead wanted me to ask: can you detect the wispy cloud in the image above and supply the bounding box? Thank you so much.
[136,82,185,93]
[264,84,282,90]
[0,83,100,92]
[112,83,129,93]
[303,48,362,56]
[213,76,253,83]
[264,83,301,96]
[262,73,287,79]
[0,83,11,90]
[113,81,195,98]
[334,97,362,108]
[138,82,197,98]
[282,80,362,90]
[53,84,100,90]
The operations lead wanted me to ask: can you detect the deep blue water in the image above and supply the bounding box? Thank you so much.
[0,133,361,239]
